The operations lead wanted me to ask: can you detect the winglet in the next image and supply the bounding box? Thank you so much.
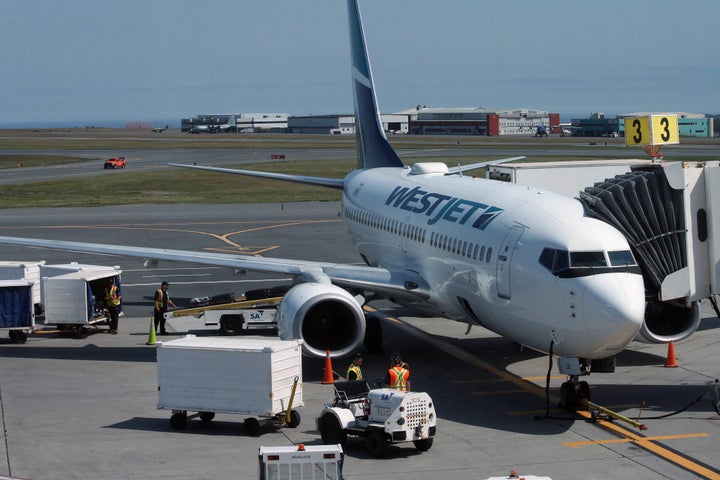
[348,0,403,170]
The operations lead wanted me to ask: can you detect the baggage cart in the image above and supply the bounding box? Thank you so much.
[42,267,122,337]
[0,279,35,344]
[258,444,344,480]
[157,336,303,435]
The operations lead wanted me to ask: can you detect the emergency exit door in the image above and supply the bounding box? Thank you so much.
[496,225,525,300]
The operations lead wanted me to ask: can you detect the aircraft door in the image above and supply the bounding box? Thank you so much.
[496,225,525,300]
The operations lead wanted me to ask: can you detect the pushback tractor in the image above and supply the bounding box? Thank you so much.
[316,380,436,457]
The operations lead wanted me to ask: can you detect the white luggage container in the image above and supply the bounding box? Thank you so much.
[156,336,303,435]
[42,267,122,336]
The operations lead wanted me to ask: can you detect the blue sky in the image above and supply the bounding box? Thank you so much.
[2,0,718,126]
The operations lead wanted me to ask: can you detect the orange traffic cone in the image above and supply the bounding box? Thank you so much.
[322,349,335,384]
[665,341,678,368]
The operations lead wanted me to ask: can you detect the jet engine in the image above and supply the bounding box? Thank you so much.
[635,299,701,344]
[276,282,366,358]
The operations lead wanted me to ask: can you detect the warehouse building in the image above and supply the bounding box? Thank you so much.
[180,113,289,133]
[287,114,410,134]
[407,107,560,136]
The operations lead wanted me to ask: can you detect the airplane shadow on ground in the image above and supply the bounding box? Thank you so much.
[356,315,720,436]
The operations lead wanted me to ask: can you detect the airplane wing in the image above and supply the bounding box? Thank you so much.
[168,163,346,189]
[0,235,429,303]
[446,156,525,175]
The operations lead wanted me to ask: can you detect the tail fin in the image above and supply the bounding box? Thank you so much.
[347,0,403,170]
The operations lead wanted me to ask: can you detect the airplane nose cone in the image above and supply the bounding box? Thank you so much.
[581,273,645,358]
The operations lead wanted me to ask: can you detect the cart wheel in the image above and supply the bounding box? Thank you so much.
[287,409,301,428]
[318,413,346,445]
[199,412,215,423]
[244,417,260,436]
[219,314,244,335]
[170,411,188,431]
[8,331,17,343]
[16,331,27,344]
[366,430,387,458]
[74,327,89,339]
[413,438,434,452]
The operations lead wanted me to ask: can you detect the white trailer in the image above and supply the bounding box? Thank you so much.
[156,336,303,435]
[258,444,344,480]
[0,261,44,313]
[0,279,35,344]
[42,267,122,336]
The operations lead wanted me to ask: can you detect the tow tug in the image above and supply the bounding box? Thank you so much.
[316,380,436,457]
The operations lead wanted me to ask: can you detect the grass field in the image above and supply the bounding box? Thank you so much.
[1,129,717,208]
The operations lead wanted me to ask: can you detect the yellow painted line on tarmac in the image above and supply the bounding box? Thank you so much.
[564,432,709,448]
[574,410,720,479]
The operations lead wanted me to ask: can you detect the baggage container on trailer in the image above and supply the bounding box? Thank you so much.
[0,261,44,314]
[42,267,122,336]
[38,263,120,309]
[0,279,35,344]
[258,444,344,480]
[157,336,303,435]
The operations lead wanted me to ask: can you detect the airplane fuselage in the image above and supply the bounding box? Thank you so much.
[342,164,646,359]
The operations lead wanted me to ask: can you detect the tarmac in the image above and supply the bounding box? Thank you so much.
[0,202,719,479]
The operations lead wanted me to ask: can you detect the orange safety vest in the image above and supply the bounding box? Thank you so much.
[388,366,409,391]
[105,285,120,307]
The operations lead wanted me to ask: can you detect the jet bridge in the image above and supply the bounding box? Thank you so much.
[489,160,720,344]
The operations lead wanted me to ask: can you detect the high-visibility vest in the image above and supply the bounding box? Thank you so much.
[347,363,362,380]
[388,366,409,391]
[155,288,169,311]
[105,285,120,307]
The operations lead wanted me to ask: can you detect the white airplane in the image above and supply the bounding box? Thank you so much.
[151,125,169,133]
[0,0,653,405]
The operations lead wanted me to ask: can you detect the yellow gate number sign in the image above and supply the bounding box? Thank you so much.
[624,115,679,146]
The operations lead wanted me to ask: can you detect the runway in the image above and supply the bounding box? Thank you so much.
[1,202,719,479]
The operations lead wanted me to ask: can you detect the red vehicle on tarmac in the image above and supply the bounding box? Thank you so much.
[103,157,126,169]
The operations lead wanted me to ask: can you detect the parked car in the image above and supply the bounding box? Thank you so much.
[104,157,126,169]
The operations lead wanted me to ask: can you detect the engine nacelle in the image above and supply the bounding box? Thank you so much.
[276,282,366,358]
[635,300,701,344]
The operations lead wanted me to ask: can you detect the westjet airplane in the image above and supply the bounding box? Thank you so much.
[0,0,649,404]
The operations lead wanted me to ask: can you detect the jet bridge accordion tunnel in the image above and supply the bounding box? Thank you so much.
[578,161,720,344]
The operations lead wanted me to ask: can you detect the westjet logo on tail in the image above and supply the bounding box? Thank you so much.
[385,186,503,230]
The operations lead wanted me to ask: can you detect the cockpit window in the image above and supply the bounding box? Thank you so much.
[539,248,640,278]
[608,250,637,266]
[570,251,606,267]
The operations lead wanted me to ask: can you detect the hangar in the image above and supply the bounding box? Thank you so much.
[287,114,410,135]
[407,107,560,136]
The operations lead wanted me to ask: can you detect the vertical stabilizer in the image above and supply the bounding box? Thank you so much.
[348,0,404,170]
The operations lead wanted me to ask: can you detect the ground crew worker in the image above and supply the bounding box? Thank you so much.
[104,278,121,335]
[346,353,363,381]
[153,281,176,335]
[385,352,410,391]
